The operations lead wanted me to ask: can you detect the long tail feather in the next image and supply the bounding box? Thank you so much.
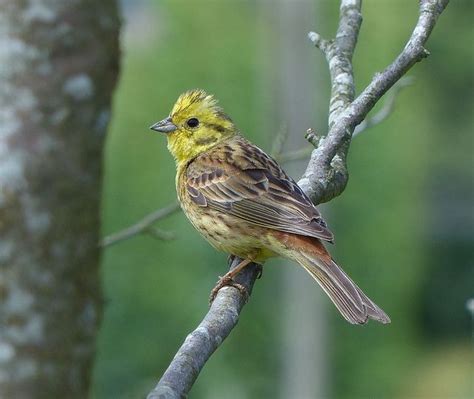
[297,251,390,324]
[281,234,390,325]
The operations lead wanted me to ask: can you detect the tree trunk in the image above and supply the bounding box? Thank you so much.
[0,1,120,397]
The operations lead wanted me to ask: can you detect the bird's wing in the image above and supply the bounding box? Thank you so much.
[186,138,334,242]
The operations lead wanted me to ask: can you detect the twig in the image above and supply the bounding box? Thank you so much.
[146,1,449,397]
[100,202,180,247]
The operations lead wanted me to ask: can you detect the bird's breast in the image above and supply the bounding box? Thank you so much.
[176,167,274,262]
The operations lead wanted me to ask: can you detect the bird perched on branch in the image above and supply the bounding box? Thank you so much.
[151,89,390,325]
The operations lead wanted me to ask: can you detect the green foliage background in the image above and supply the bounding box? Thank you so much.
[92,1,473,398]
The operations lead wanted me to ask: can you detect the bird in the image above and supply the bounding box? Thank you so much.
[150,89,390,325]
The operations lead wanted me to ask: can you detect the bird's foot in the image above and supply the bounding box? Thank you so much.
[209,274,249,305]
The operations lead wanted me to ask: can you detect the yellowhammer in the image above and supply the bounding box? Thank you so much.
[151,89,390,325]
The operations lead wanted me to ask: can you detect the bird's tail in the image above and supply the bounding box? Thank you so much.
[281,234,390,325]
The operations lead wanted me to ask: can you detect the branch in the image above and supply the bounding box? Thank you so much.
[300,0,449,204]
[147,258,261,399]
[353,76,414,136]
[147,1,449,397]
[100,202,180,247]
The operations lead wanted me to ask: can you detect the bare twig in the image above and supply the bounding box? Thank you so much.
[100,202,180,247]
[147,1,449,397]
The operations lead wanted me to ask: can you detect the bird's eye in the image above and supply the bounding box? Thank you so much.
[186,118,199,128]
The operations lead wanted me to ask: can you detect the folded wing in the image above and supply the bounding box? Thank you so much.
[186,138,334,242]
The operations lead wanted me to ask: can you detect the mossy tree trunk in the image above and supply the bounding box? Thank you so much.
[0,1,120,397]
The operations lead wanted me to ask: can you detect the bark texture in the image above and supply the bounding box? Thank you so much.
[0,1,120,397]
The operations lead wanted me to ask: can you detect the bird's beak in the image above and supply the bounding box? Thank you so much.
[150,117,177,134]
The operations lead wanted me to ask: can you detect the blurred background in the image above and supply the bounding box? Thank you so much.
[93,1,472,398]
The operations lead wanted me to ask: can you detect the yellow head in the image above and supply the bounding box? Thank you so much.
[151,90,236,165]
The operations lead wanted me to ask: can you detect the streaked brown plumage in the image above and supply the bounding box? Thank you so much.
[151,89,390,325]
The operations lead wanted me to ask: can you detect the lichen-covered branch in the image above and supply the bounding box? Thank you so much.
[300,0,449,205]
[147,1,449,397]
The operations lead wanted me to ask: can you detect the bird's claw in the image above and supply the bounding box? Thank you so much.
[209,275,249,305]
